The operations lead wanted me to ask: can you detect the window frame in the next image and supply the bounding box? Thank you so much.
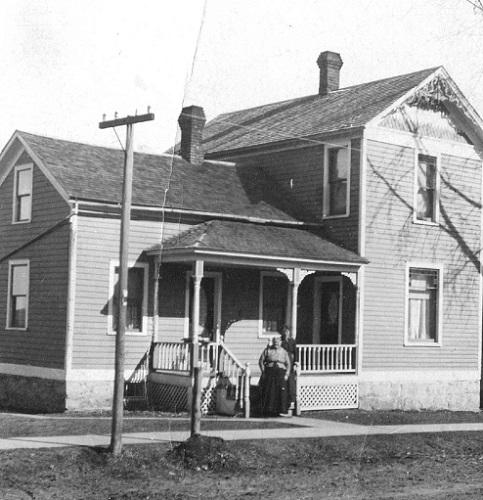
[12,164,33,224]
[404,262,443,347]
[107,260,149,336]
[413,151,440,226]
[6,259,30,331]
[258,271,289,338]
[323,141,351,219]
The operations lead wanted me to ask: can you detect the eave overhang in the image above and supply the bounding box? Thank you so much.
[147,247,367,272]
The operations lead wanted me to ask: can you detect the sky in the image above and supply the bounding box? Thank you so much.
[0,0,482,154]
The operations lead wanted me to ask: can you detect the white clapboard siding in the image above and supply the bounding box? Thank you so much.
[363,138,481,370]
[73,216,190,370]
[0,158,71,369]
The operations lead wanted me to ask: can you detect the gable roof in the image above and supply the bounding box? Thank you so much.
[148,219,368,266]
[12,131,304,222]
[202,67,440,155]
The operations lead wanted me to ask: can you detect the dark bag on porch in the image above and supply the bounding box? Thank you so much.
[215,375,237,416]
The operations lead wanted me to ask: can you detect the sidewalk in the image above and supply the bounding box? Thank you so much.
[2,416,483,450]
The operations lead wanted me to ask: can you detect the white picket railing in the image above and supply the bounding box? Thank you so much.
[152,341,217,373]
[152,340,250,417]
[217,343,249,407]
[297,344,356,373]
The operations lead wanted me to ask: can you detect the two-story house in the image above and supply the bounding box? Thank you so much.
[0,50,481,413]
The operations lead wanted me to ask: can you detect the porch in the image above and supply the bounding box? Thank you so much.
[147,340,358,414]
[143,220,366,414]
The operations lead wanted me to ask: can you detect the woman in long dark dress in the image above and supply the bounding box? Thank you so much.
[258,336,291,416]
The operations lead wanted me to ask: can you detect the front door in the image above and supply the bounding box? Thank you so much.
[313,277,342,344]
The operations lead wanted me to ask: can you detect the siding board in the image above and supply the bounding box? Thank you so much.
[363,138,481,371]
[0,153,70,369]
[73,216,191,370]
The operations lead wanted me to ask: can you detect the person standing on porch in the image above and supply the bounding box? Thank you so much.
[258,336,291,417]
[280,325,296,410]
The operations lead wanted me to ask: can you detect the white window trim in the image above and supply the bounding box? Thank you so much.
[404,262,443,347]
[107,260,149,336]
[12,163,33,224]
[413,151,440,226]
[258,271,289,338]
[6,259,30,331]
[312,275,343,344]
[183,271,222,341]
[323,141,351,219]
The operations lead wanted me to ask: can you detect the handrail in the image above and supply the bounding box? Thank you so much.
[217,341,250,417]
[152,340,251,417]
[218,341,245,370]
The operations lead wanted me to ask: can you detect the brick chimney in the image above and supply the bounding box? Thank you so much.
[178,105,206,165]
[317,51,343,95]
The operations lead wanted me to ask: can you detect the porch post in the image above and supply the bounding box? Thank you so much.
[190,259,204,436]
[285,285,291,329]
[152,256,160,343]
[342,271,360,374]
[290,268,301,340]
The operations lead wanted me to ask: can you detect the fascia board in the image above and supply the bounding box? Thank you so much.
[15,134,71,204]
[366,67,443,128]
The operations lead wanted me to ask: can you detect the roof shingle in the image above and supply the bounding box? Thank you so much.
[151,219,367,264]
[18,131,301,222]
[203,67,439,154]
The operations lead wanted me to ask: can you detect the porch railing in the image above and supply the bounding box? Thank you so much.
[152,340,250,417]
[218,342,250,415]
[297,344,356,373]
[152,341,217,373]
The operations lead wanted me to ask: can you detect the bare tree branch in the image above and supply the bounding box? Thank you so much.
[464,0,483,12]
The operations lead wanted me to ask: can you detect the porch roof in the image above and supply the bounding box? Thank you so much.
[146,220,368,270]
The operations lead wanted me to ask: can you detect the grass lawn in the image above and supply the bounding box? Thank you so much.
[2,431,483,499]
[306,409,483,425]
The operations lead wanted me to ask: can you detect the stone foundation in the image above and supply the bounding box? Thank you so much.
[359,377,480,411]
[0,374,66,413]
[66,379,114,410]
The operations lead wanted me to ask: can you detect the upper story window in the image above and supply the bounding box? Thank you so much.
[406,266,442,345]
[12,165,33,223]
[323,145,350,218]
[259,272,287,337]
[7,259,30,330]
[108,262,148,335]
[415,154,439,223]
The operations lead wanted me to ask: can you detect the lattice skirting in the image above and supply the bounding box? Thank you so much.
[298,383,358,411]
[148,379,217,414]
[201,381,217,414]
[148,382,188,412]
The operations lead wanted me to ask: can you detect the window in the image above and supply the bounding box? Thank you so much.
[108,262,148,335]
[259,272,287,337]
[7,260,29,329]
[415,154,438,223]
[324,145,350,217]
[13,165,33,223]
[406,267,441,344]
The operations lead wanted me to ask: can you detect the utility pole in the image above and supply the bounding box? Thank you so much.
[99,110,155,456]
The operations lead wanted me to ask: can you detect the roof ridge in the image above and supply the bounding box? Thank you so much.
[335,66,441,93]
[16,130,167,159]
[205,66,440,126]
